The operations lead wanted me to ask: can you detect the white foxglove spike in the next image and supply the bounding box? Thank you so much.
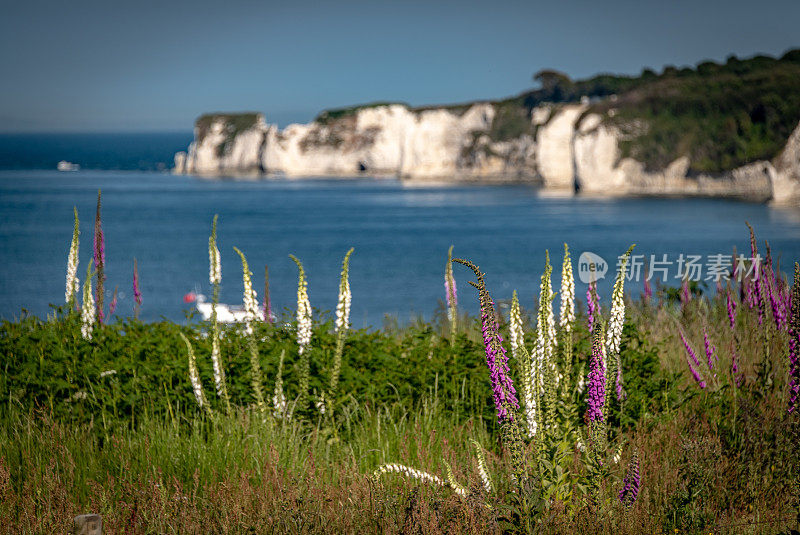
[80,263,95,340]
[65,207,80,304]
[559,243,575,331]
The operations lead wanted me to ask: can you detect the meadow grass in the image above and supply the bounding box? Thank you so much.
[0,229,798,533]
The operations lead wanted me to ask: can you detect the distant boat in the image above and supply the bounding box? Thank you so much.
[57,161,80,172]
[183,292,249,323]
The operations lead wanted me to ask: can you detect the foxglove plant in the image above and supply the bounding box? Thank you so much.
[234,247,260,335]
[746,222,765,325]
[560,243,576,391]
[108,287,118,317]
[585,322,609,508]
[234,247,266,414]
[443,460,469,497]
[559,243,575,331]
[703,327,717,371]
[454,258,527,482]
[680,329,706,389]
[770,275,788,331]
[179,332,212,418]
[781,277,792,329]
[334,248,353,335]
[525,332,542,438]
[373,463,448,489]
[209,216,221,287]
[208,217,230,410]
[511,290,537,437]
[726,289,737,330]
[509,290,525,362]
[788,262,799,413]
[132,258,142,319]
[65,207,80,305]
[445,245,458,343]
[680,278,691,308]
[471,439,494,494]
[93,190,105,324]
[618,450,641,508]
[328,248,354,412]
[585,323,607,424]
[374,443,494,500]
[273,349,288,419]
[587,281,600,332]
[290,254,313,410]
[606,245,635,402]
[80,262,95,340]
[536,252,559,433]
[543,252,558,352]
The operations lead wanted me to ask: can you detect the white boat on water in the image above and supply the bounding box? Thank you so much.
[57,160,80,172]
[183,292,249,323]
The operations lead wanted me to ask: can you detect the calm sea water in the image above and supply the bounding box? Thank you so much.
[1,169,799,328]
[0,132,192,171]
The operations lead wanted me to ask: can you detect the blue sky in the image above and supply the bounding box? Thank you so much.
[1,0,798,132]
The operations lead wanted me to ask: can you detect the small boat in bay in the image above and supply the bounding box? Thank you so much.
[183,292,248,323]
[57,161,80,171]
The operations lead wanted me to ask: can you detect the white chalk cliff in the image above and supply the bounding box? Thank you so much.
[174,104,800,205]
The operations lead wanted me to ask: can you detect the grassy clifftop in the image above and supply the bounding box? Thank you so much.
[312,50,800,173]
[195,112,261,156]
[595,50,800,173]
[519,50,800,172]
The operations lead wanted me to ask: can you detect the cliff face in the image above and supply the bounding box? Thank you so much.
[574,113,800,205]
[176,104,537,182]
[174,106,800,205]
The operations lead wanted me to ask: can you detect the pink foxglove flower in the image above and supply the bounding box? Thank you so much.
[454,259,518,422]
[618,451,641,507]
[726,290,736,330]
[703,327,716,371]
[788,263,799,413]
[586,324,607,422]
[680,329,706,389]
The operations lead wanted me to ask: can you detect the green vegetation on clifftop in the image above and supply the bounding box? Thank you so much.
[310,49,800,173]
[195,112,261,157]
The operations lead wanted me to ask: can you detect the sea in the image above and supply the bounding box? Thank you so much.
[1,132,799,328]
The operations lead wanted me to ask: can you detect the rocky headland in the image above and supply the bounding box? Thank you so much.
[174,51,800,206]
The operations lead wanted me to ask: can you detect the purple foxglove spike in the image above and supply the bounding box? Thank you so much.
[108,288,118,317]
[587,281,599,332]
[680,329,701,367]
[686,355,707,389]
[788,263,799,413]
[455,258,518,423]
[618,452,641,507]
[726,290,737,330]
[93,190,105,324]
[680,279,691,307]
[585,326,606,422]
[680,329,706,388]
[133,259,142,306]
[703,327,716,370]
